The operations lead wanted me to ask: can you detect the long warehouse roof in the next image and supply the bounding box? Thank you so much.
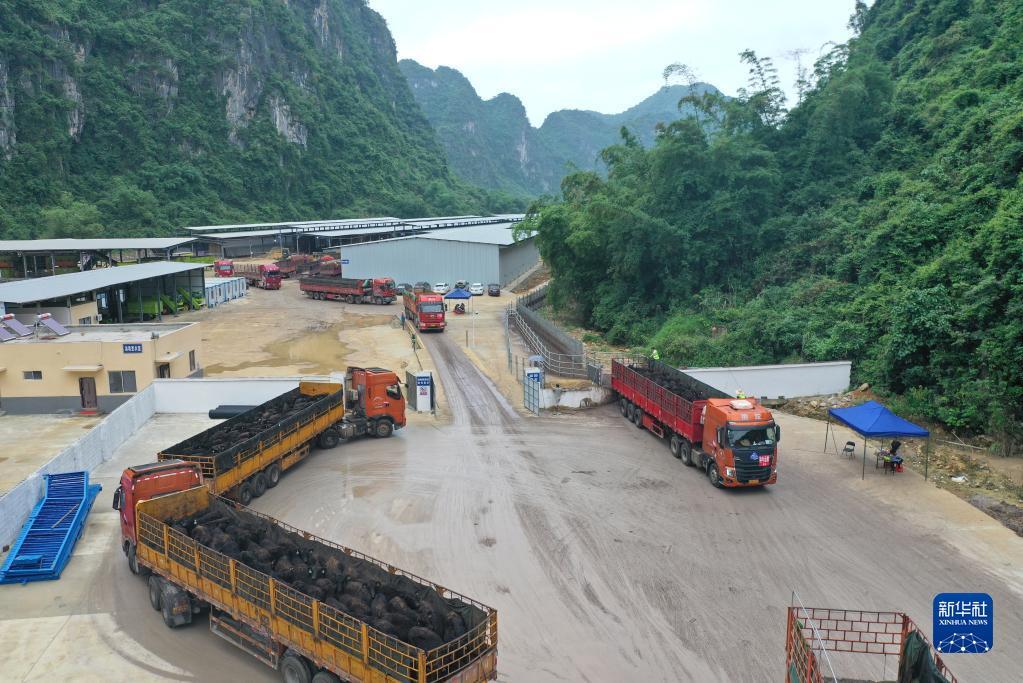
[330,222,532,248]
[185,217,402,233]
[0,237,195,252]
[190,215,524,239]
[0,262,205,304]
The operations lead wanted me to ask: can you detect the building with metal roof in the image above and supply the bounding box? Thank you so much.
[0,237,199,279]
[190,214,526,257]
[323,222,538,287]
[0,262,206,326]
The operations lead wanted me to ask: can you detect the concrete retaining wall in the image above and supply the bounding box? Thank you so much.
[541,385,614,410]
[0,384,156,549]
[682,361,852,399]
[0,376,340,549]
[153,377,303,413]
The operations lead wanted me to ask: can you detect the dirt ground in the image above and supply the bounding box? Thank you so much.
[172,279,444,422]
[0,414,101,497]
[787,392,1023,537]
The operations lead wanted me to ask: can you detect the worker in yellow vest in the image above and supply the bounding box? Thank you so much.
[651,349,660,360]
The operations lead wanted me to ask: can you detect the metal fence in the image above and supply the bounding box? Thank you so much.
[507,285,591,379]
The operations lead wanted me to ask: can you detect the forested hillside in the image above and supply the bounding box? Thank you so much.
[400,59,718,197]
[527,0,1023,449]
[0,0,513,239]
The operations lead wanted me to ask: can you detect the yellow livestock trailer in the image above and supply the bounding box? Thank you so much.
[134,487,498,683]
[158,381,345,504]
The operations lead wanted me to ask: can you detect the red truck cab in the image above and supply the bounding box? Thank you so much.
[404,291,446,331]
[112,460,202,574]
[700,398,780,487]
[373,278,396,300]
[213,260,234,277]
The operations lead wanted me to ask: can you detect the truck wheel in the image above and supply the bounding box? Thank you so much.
[251,473,268,498]
[161,598,181,628]
[624,402,634,421]
[346,295,354,304]
[619,398,628,416]
[280,651,311,683]
[374,420,393,438]
[311,672,340,683]
[148,575,163,610]
[265,463,281,488]
[669,434,682,459]
[128,544,149,576]
[633,408,644,427]
[708,462,723,489]
[681,441,694,467]
[237,483,253,506]
[317,429,340,449]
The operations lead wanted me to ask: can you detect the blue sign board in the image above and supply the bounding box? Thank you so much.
[341,259,350,265]
[122,343,143,354]
[933,593,993,654]
[416,375,431,387]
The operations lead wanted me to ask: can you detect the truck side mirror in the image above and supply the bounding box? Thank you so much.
[775,425,781,443]
[717,427,725,446]
[112,486,122,510]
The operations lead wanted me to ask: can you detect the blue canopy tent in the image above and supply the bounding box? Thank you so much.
[443,288,472,299]
[825,401,931,479]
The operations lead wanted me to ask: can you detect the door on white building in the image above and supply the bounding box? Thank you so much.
[79,377,98,411]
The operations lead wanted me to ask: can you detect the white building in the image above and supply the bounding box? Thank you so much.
[329,222,539,286]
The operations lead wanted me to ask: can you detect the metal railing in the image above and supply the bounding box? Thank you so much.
[507,306,588,378]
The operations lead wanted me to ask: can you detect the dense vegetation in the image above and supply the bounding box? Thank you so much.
[0,0,516,239]
[526,0,1023,450]
[400,59,718,197]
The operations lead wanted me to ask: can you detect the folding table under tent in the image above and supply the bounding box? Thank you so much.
[824,400,931,480]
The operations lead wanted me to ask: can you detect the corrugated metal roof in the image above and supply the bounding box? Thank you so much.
[0,237,195,252]
[307,225,416,238]
[186,217,402,233]
[417,223,532,245]
[0,262,206,304]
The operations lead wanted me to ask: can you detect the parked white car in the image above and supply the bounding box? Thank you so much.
[468,282,484,295]
[432,282,450,294]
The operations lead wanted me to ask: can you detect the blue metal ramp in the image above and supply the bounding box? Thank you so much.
[0,471,102,584]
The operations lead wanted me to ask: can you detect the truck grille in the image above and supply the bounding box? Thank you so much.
[734,451,773,483]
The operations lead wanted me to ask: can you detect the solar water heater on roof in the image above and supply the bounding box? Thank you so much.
[1,314,32,336]
[37,314,70,336]
[0,327,14,342]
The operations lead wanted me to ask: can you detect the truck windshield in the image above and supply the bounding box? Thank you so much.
[420,303,443,313]
[728,425,776,447]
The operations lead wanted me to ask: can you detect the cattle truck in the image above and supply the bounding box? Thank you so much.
[612,357,780,488]
[300,276,397,304]
[154,370,406,506]
[403,291,446,332]
[234,263,283,290]
[113,484,497,683]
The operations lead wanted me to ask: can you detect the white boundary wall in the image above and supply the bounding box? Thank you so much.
[681,361,852,400]
[0,376,336,548]
[0,385,156,548]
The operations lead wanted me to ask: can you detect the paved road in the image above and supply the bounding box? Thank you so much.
[261,332,1023,681]
[3,334,1021,681]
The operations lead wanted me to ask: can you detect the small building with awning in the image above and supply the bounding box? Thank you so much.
[0,322,202,414]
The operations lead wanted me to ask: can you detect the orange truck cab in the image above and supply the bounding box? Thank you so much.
[112,459,202,574]
[698,398,780,488]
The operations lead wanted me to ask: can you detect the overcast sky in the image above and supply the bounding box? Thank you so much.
[369,0,859,126]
